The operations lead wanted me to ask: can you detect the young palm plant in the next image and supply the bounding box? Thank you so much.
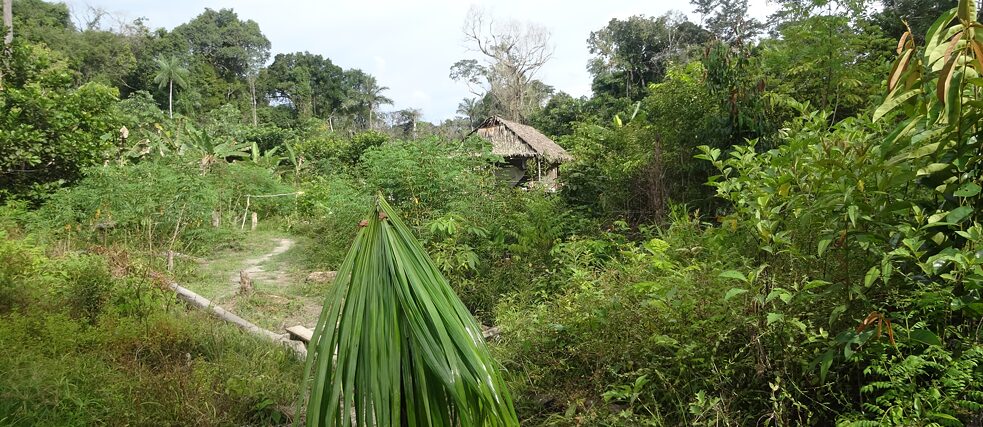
[300,196,518,427]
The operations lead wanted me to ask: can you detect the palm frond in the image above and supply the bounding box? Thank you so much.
[300,196,518,427]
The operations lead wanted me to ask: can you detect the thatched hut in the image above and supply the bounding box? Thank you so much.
[469,116,573,190]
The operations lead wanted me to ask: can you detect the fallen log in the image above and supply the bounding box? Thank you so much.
[168,282,307,359]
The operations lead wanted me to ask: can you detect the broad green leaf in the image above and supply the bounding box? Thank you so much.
[719,270,749,283]
[917,163,950,176]
[954,182,981,197]
[909,329,943,346]
[803,279,832,290]
[724,288,748,301]
[927,9,958,50]
[766,288,792,305]
[818,349,835,383]
[766,312,784,326]
[864,267,880,287]
[848,205,859,228]
[947,206,974,223]
[818,236,833,255]
[959,0,977,22]
[874,87,920,122]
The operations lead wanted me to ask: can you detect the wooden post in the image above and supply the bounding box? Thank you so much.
[166,250,175,272]
[240,196,251,230]
[251,212,258,231]
[212,210,221,228]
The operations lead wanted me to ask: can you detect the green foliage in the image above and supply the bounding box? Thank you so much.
[171,8,270,81]
[261,51,347,119]
[762,3,892,120]
[587,12,708,100]
[0,42,122,201]
[359,137,498,225]
[294,175,372,268]
[495,215,750,425]
[302,197,518,426]
[33,159,290,253]
[34,161,220,252]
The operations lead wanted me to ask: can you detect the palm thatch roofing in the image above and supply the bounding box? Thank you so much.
[470,116,573,163]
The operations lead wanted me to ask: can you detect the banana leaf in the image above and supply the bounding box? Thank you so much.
[299,196,518,427]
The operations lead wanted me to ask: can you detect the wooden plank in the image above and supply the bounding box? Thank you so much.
[286,325,314,343]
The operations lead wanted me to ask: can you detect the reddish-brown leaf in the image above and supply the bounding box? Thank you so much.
[943,31,965,67]
[972,40,983,73]
[889,49,914,91]
[897,31,910,54]
[938,54,959,103]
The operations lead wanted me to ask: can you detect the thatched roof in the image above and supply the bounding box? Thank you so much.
[471,116,573,163]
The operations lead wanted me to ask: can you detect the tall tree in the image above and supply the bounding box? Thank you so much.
[452,7,554,121]
[691,0,764,45]
[763,0,891,119]
[153,56,189,118]
[343,70,392,129]
[172,9,270,81]
[456,97,482,129]
[262,52,346,119]
[870,0,957,42]
[587,12,708,100]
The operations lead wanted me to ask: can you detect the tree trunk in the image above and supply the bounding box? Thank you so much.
[2,0,11,48]
[249,77,258,126]
[168,79,174,119]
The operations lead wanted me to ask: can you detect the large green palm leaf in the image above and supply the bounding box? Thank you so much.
[300,196,518,427]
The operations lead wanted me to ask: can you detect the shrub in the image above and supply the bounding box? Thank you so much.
[359,137,498,226]
[34,160,221,253]
[294,174,372,268]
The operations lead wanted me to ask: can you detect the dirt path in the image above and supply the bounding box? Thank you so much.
[228,237,295,292]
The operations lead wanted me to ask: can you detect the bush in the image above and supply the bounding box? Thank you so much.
[34,160,220,253]
[359,137,498,226]
[294,175,372,269]
[494,215,749,425]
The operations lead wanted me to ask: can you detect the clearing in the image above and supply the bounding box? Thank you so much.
[175,229,330,333]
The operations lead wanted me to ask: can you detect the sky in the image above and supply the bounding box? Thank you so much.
[64,0,778,122]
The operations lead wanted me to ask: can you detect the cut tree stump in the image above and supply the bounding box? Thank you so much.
[238,270,253,294]
[286,325,313,344]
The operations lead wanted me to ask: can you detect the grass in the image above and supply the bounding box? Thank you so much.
[0,231,305,426]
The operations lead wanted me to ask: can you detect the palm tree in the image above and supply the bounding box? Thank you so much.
[153,56,189,119]
[362,76,393,129]
[457,97,481,129]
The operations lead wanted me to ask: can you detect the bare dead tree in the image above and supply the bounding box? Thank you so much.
[460,7,554,121]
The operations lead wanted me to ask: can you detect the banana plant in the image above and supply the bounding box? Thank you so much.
[250,141,285,170]
[300,196,518,427]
